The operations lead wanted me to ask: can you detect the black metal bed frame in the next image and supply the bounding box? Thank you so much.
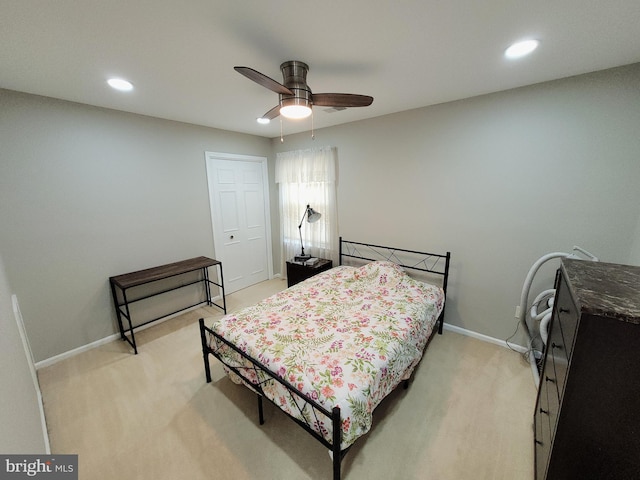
[198,238,451,480]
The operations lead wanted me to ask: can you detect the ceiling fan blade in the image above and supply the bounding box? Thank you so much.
[261,105,280,121]
[234,66,293,95]
[312,93,374,107]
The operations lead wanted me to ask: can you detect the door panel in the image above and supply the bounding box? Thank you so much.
[205,153,272,293]
[219,191,240,232]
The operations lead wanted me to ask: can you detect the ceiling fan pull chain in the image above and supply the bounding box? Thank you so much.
[311,111,315,140]
[280,117,284,143]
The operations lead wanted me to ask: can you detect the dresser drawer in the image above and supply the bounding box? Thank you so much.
[555,276,579,359]
[548,317,570,399]
[535,300,566,480]
[534,376,554,480]
[534,419,551,480]
[545,370,560,436]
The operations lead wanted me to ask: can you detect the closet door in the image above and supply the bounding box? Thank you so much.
[205,152,272,293]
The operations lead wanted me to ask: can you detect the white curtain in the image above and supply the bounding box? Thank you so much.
[276,146,338,276]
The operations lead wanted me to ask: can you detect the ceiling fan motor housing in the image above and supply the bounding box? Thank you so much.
[279,60,312,108]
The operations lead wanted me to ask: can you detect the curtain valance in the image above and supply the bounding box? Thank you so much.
[275,146,336,184]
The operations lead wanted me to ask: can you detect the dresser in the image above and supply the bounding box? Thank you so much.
[534,258,640,480]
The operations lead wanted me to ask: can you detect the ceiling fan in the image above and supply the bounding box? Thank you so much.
[234,61,374,123]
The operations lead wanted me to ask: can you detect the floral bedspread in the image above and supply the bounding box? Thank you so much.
[206,261,445,449]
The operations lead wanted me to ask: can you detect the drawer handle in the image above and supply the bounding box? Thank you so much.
[539,407,549,415]
[551,342,562,350]
[545,376,555,384]
[535,440,543,446]
[559,307,570,314]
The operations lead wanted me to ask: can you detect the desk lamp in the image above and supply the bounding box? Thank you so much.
[295,205,321,262]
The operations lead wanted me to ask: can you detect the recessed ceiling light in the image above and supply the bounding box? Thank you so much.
[256,117,270,124]
[107,78,134,92]
[505,39,539,59]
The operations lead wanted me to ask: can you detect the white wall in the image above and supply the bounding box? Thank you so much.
[0,90,271,362]
[271,63,640,344]
[2,63,639,362]
[630,211,640,265]
[0,253,48,453]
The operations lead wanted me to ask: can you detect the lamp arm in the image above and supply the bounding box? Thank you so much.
[298,204,310,229]
[298,224,305,257]
[297,205,310,258]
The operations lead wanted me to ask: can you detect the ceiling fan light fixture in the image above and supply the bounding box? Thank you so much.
[256,117,271,124]
[280,95,312,119]
[280,105,312,119]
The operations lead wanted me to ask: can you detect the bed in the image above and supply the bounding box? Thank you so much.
[198,238,450,479]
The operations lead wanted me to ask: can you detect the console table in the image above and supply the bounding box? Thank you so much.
[110,257,226,354]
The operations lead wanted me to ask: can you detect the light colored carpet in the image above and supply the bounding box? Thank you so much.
[38,278,535,479]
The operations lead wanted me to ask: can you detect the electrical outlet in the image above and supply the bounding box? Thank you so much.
[515,305,521,318]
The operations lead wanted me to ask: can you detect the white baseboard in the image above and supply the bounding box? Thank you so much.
[443,322,527,354]
[444,323,539,386]
[35,298,222,370]
[36,332,121,370]
[13,294,51,454]
[35,302,527,370]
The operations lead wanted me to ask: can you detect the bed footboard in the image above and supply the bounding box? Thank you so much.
[198,318,348,480]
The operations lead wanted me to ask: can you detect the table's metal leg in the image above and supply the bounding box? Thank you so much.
[203,267,212,306]
[218,262,226,314]
[110,281,125,341]
[121,289,137,354]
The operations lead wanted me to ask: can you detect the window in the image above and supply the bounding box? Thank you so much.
[275,146,338,273]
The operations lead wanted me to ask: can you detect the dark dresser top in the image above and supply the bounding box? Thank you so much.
[561,258,640,325]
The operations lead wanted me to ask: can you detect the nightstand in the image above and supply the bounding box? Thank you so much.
[286,258,333,287]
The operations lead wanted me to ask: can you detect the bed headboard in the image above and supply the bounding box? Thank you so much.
[338,237,451,297]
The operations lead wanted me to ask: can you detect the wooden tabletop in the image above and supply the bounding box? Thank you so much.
[110,256,220,289]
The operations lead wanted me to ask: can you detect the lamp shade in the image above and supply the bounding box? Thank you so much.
[306,207,321,223]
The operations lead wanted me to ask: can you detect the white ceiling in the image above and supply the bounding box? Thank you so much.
[2,1,639,139]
